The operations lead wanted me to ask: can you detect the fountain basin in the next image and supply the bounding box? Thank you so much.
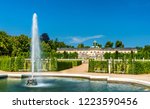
[0,74,150,92]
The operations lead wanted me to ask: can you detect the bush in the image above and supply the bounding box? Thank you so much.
[88,59,150,74]
[0,56,25,72]
[88,59,95,72]
[128,61,150,74]
[0,56,11,71]
[14,56,25,71]
[89,60,108,73]
[112,60,125,73]
[0,56,82,72]
[57,61,72,71]
[72,60,82,66]
[50,59,82,71]
[50,58,57,71]
[10,57,15,71]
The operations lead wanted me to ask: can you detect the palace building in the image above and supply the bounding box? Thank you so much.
[57,47,137,59]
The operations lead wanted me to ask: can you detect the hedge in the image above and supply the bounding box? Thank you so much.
[88,59,150,74]
[72,60,82,66]
[0,56,11,71]
[52,60,82,71]
[31,59,82,71]
[0,56,25,71]
[50,58,58,71]
[57,61,73,71]
[88,59,108,73]
[0,56,82,72]
[128,61,150,74]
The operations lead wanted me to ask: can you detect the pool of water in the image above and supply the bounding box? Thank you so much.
[0,77,149,92]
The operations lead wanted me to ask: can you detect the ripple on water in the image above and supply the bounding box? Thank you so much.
[24,83,55,88]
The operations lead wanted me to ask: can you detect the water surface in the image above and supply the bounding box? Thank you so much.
[0,77,149,92]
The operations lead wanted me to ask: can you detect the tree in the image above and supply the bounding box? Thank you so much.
[84,46,90,48]
[115,51,119,59]
[11,34,30,56]
[143,45,150,52]
[63,51,68,58]
[68,52,78,59]
[104,41,113,48]
[115,40,124,48]
[104,53,112,59]
[0,30,75,58]
[41,41,51,52]
[0,31,12,55]
[97,44,102,48]
[40,33,50,42]
[77,43,84,48]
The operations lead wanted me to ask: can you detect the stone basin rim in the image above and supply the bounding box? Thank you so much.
[0,73,150,88]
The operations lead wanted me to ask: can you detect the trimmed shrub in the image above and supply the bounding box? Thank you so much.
[113,60,125,74]
[88,59,150,74]
[0,56,25,72]
[72,60,82,66]
[0,56,11,71]
[128,61,150,74]
[88,60,108,73]
[88,59,95,72]
[143,62,150,74]
[14,56,25,71]
[50,59,82,71]
[57,61,72,71]
[10,57,15,71]
[50,58,57,71]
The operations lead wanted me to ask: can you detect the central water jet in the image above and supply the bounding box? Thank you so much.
[26,13,41,86]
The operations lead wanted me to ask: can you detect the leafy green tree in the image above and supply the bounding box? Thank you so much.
[104,41,113,48]
[143,45,150,52]
[0,31,10,55]
[97,44,102,48]
[11,34,30,57]
[104,53,112,59]
[84,46,90,48]
[40,33,50,43]
[68,52,78,59]
[63,51,69,58]
[77,43,84,48]
[115,51,119,59]
[115,40,124,48]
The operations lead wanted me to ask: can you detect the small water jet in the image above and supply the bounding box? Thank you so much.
[26,13,41,86]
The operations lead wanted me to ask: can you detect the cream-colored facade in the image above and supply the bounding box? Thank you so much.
[57,48,137,59]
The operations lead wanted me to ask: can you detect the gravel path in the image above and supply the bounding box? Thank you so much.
[59,63,88,73]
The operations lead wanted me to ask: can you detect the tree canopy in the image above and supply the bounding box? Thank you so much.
[115,40,124,48]
[104,41,114,48]
[1,30,150,59]
[40,33,50,42]
[77,43,84,48]
[0,31,74,58]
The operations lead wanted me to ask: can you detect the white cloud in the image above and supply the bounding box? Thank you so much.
[70,35,103,43]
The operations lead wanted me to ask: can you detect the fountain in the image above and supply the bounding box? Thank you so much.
[26,13,41,86]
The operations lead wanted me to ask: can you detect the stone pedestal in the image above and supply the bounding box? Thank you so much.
[26,78,38,86]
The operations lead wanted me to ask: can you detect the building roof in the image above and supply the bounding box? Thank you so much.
[57,48,137,51]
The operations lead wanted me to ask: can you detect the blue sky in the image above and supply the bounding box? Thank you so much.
[0,0,150,47]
